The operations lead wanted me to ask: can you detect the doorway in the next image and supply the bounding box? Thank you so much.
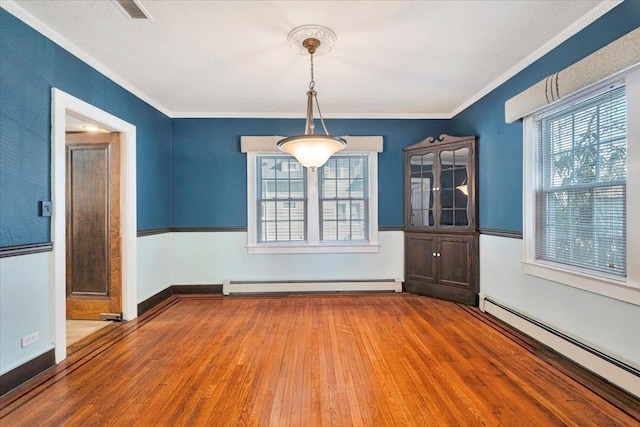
[66,132,122,320]
[51,88,137,364]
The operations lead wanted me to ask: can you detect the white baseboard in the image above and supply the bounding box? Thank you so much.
[222,279,403,295]
[479,294,640,398]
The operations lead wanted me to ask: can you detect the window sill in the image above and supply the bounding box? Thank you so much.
[246,242,380,255]
[522,260,640,306]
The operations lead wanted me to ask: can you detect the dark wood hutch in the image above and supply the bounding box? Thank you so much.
[403,134,479,305]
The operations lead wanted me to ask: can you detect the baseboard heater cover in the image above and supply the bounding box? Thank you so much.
[478,294,640,398]
[222,279,403,295]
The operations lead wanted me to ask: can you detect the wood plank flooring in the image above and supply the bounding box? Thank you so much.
[1,294,637,426]
[66,320,113,346]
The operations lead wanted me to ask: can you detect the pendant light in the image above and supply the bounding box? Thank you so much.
[278,25,346,170]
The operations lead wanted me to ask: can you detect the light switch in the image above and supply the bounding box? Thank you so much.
[40,201,52,217]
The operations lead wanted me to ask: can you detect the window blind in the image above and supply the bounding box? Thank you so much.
[535,85,626,276]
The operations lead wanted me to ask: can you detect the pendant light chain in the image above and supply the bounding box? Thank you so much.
[308,52,329,135]
[309,53,315,90]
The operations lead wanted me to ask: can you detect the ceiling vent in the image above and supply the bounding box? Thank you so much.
[112,0,152,20]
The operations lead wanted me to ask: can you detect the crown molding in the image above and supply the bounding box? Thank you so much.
[170,111,451,119]
[1,0,623,120]
[447,0,622,119]
[0,0,172,117]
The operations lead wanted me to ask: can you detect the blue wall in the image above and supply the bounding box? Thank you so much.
[171,119,450,228]
[0,9,172,247]
[451,0,640,232]
[3,0,638,242]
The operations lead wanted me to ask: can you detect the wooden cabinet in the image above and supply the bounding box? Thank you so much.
[404,134,478,305]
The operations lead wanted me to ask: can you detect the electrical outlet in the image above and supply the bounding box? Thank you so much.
[21,331,39,348]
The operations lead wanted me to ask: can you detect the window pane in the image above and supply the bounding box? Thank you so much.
[536,86,626,276]
[290,202,304,220]
[261,201,276,221]
[290,180,304,198]
[319,154,369,242]
[257,155,306,243]
[277,221,291,241]
[350,200,365,220]
[322,200,337,220]
[261,158,276,177]
[350,157,365,178]
[337,180,350,198]
[262,180,275,199]
[337,202,349,220]
[350,178,365,199]
[276,180,290,198]
[350,220,365,240]
[290,221,305,241]
[323,180,336,198]
[338,221,351,240]
[322,220,337,241]
[337,158,350,177]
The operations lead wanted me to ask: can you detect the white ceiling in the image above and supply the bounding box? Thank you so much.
[6,0,617,118]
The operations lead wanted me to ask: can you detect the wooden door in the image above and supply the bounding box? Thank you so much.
[66,133,121,320]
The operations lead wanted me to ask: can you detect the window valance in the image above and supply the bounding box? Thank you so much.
[240,136,383,153]
[505,27,640,124]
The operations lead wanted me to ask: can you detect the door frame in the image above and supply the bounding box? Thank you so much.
[51,88,137,363]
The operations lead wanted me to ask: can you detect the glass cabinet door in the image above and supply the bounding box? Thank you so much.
[409,152,435,227]
[439,147,469,227]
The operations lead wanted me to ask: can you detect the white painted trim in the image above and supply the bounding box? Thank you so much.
[480,296,640,398]
[448,1,622,118]
[522,66,640,307]
[246,151,379,254]
[1,0,619,120]
[241,136,383,153]
[51,88,137,363]
[246,243,380,255]
[1,1,171,117]
[222,279,403,295]
[170,112,451,119]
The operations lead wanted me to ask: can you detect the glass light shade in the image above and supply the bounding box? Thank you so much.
[277,134,346,169]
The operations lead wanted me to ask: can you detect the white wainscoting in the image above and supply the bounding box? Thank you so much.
[137,232,172,303]
[479,234,640,396]
[0,252,53,375]
[171,231,404,285]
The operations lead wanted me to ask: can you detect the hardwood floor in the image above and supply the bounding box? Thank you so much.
[1,294,637,426]
[66,320,113,346]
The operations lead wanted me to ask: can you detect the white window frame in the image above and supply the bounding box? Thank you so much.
[523,65,640,305]
[243,136,382,254]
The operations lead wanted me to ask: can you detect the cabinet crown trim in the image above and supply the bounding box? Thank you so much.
[404,134,477,151]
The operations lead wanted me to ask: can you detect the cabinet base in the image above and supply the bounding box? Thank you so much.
[404,281,478,306]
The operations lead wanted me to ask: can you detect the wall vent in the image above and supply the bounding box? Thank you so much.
[113,0,152,20]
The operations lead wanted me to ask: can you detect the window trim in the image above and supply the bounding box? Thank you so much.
[244,136,382,254]
[523,66,640,306]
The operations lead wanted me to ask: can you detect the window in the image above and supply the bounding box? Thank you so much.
[320,155,368,241]
[535,85,627,277]
[523,66,640,303]
[257,156,306,242]
[243,136,382,254]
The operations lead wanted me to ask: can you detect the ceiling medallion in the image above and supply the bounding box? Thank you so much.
[287,24,337,56]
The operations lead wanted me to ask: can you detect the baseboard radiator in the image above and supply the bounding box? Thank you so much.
[222,279,403,295]
[479,294,640,398]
